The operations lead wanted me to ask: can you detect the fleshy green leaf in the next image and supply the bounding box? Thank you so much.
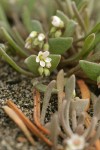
[31,20,44,32]
[79,60,100,81]
[49,54,61,72]
[82,33,95,52]
[75,33,95,59]
[49,37,73,54]
[56,10,69,24]
[89,22,100,34]
[0,46,32,77]
[24,55,39,75]
[63,19,77,37]
[24,54,61,75]
[22,6,33,32]
[1,27,28,57]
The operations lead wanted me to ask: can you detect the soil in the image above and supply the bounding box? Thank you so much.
[0,60,100,150]
[0,60,55,150]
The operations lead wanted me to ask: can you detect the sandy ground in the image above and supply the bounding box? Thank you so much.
[0,61,52,150]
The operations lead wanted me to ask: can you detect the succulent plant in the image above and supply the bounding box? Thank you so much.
[0,0,100,149]
[0,0,99,83]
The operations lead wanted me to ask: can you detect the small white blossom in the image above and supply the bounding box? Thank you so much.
[66,134,85,150]
[38,33,45,41]
[36,51,52,68]
[29,31,37,38]
[52,16,61,27]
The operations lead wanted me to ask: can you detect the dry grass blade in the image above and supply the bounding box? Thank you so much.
[94,140,100,150]
[71,110,77,132]
[7,100,53,146]
[41,80,56,125]
[57,70,65,113]
[65,75,75,100]
[60,100,72,137]
[50,113,59,150]
[77,79,90,111]
[33,89,50,135]
[3,106,35,146]
[93,96,100,119]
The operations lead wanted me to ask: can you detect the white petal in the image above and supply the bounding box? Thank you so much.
[38,51,43,56]
[40,61,45,67]
[36,56,40,62]
[52,16,61,27]
[43,51,49,58]
[38,33,45,41]
[45,57,52,62]
[25,43,31,49]
[30,31,37,38]
[46,62,51,68]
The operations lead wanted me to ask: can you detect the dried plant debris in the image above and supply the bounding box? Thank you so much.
[2,73,100,150]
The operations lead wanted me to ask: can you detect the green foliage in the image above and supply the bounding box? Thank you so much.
[79,60,100,81]
[24,54,61,75]
[0,0,100,81]
[49,37,73,54]
[31,20,44,32]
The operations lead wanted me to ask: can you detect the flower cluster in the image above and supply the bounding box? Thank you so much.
[36,51,52,76]
[25,31,49,50]
[50,16,64,38]
[65,134,85,150]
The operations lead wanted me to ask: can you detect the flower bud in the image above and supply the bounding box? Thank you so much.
[43,43,49,51]
[38,33,45,41]
[50,27,57,33]
[44,68,50,76]
[33,38,40,46]
[29,31,37,38]
[38,66,44,76]
[55,30,62,38]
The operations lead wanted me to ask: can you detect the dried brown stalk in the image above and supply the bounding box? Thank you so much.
[33,89,50,135]
[7,100,53,146]
[3,106,35,146]
[77,79,90,111]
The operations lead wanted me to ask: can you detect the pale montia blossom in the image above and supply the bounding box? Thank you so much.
[51,16,61,27]
[36,51,52,68]
[29,31,37,38]
[66,134,85,150]
[38,33,45,41]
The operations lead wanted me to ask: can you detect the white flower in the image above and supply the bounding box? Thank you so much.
[51,16,61,27]
[29,31,37,38]
[36,51,52,68]
[38,33,45,41]
[66,134,85,150]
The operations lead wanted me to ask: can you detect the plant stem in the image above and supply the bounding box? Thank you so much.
[0,47,33,77]
[72,2,87,33]
[1,27,28,57]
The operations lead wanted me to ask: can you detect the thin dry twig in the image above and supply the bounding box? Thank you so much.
[33,89,50,135]
[7,100,53,146]
[77,79,90,111]
[3,106,35,146]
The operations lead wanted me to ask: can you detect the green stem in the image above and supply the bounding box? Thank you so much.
[0,47,33,77]
[1,27,28,57]
[72,2,87,33]
[65,0,74,17]
[12,27,25,47]
[22,6,33,32]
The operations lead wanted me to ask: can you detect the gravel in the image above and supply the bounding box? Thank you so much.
[0,61,53,150]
